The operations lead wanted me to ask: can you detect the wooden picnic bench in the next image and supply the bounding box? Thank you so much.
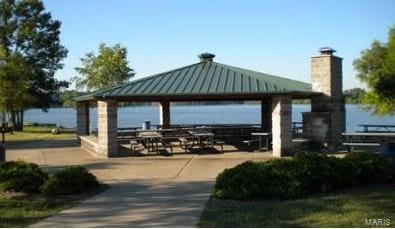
[342,132,395,152]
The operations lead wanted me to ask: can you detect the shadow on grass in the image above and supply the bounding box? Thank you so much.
[5,139,79,150]
[0,184,109,228]
[198,184,395,228]
[41,160,124,174]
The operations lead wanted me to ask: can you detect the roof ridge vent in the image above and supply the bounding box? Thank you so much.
[198,53,215,62]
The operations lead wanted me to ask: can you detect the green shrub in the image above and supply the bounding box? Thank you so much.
[215,159,303,200]
[293,152,336,192]
[42,166,99,195]
[260,159,303,198]
[215,161,262,200]
[214,152,393,200]
[343,152,392,184]
[0,160,48,193]
[293,152,357,191]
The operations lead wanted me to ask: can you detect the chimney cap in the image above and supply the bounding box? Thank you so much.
[319,47,336,55]
[198,53,215,62]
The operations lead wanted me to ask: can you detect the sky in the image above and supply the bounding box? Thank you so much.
[43,0,395,90]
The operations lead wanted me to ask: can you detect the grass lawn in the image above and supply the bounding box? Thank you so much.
[4,126,76,143]
[0,185,107,228]
[198,184,395,228]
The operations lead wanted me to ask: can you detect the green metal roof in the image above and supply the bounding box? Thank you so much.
[75,56,313,101]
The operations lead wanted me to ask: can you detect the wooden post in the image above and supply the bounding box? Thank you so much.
[261,100,272,132]
[76,102,90,136]
[159,101,170,128]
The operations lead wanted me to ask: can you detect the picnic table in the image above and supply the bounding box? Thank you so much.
[342,132,395,152]
[137,131,162,154]
[359,124,395,133]
[187,129,215,149]
[251,132,271,152]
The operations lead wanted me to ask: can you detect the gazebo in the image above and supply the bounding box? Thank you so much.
[75,48,345,158]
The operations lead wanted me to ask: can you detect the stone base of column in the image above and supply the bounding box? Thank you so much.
[271,96,292,157]
[97,100,118,158]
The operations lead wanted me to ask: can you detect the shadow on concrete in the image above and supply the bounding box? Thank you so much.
[33,179,215,228]
[118,143,239,157]
[5,139,80,150]
[41,160,123,173]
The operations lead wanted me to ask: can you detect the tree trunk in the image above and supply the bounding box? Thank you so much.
[10,110,16,127]
[16,110,23,131]
[0,112,5,124]
[10,109,24,131]
[19,110,24,131]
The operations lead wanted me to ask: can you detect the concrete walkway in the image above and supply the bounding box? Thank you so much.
[6,142,272,227]
[33,179,214,227]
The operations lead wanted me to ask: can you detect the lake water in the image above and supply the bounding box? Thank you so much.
[24,104,395,132]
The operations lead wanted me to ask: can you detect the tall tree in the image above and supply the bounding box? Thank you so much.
[75,43,134,91]
[0,0,68,130]
[354,26,395,115]
[344,88,366,104]
[59,90,86,108]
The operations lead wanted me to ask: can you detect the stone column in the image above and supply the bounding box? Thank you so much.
[76,102,89,136]
[261,100,272,132]
[98,100,118,157]
[159,101,170,128]
[271,96,292,157]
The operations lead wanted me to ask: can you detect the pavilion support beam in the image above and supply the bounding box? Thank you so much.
[271,96,292,157]
[98,100,118,158]
[76,102,90,136]
[261,100,272,132]
[159,101,171,128]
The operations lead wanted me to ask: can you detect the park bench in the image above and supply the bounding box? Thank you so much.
[242,139,260,146]
[359,124,395,133]
[342,142,381,152]
[342,132,395,152]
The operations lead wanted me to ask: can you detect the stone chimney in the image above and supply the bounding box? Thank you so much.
[311,47,343,104]
[303,47,346,150]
